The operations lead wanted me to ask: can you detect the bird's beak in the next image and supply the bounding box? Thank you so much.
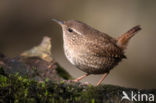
[52,19,64,25]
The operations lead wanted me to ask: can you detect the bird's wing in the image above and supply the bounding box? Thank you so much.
[84,35,126,59]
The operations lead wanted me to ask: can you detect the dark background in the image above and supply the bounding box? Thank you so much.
[0,0,156,89]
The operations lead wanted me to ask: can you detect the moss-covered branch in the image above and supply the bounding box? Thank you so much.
[0,68,155,103]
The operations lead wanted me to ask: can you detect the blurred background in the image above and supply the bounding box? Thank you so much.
[0,0,156,89]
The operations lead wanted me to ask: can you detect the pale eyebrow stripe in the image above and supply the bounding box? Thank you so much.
[72,28,82,35]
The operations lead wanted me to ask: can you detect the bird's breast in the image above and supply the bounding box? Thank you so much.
[64,44,76,65]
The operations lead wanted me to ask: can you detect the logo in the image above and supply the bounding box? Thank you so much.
[121,91,155,102]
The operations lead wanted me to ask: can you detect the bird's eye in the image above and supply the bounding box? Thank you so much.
[68,28,73,32]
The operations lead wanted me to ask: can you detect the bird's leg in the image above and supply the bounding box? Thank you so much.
[73,73,89,82]
[96,73,109,86]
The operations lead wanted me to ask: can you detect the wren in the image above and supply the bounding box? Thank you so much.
[53,19,141,86]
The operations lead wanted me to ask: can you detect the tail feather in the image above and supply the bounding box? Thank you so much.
[117,25,141,49]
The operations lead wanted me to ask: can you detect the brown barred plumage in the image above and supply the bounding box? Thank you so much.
[53,19,141,86]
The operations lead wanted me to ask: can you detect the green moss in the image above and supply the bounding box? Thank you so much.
[0,75,8,87]
[0,67,155,103]
[0,72,80,103]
